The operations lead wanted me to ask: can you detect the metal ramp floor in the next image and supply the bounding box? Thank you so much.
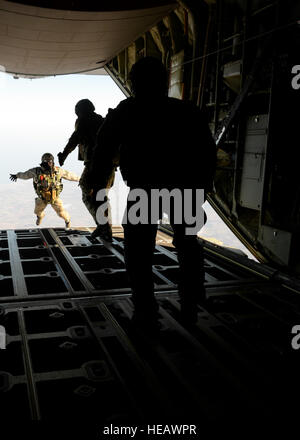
[1,227,300,435]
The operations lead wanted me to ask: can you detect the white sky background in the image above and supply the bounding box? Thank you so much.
[0,71,124,183]
[0,70,255,260]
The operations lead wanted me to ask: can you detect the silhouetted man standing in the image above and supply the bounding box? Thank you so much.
[88,57,216,328]
[58,99,113,241]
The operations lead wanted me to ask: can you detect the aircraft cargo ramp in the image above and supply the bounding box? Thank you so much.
[1,226,300,434]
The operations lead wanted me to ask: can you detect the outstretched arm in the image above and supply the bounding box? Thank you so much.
[59,168,80,182]
[10,168,38,180]
[58,119,81,166]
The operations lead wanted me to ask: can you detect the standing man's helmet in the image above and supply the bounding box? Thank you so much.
[129,56,168,97]
[41,153,54,163]
[75,99,95,116]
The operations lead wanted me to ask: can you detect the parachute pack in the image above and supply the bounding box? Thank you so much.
[34,167,63,204]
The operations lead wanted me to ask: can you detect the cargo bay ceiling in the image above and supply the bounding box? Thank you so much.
[0,0,300,274]
[0,0,177,77]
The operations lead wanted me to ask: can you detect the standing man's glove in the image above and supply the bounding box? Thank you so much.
[9,174,17,182]
[57,152,66,166]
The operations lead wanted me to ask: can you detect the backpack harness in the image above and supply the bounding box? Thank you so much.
[34,167,63,204]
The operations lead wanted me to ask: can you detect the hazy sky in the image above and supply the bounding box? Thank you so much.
[0,71,124,183]
[0,70,255,260]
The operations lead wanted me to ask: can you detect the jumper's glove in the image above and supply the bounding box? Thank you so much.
[57,152,66,166]
[9,174,17,182]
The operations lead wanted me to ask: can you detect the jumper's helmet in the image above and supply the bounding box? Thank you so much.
[41,153,54,163]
